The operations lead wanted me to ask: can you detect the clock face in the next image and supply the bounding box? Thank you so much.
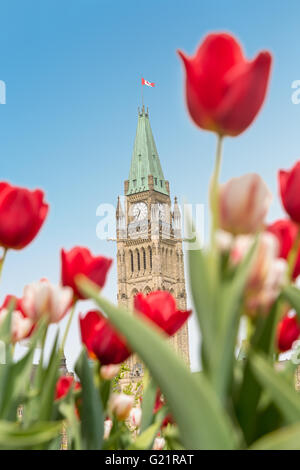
[132,202,148,221]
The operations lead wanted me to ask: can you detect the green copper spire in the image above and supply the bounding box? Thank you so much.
[126,106,168,195]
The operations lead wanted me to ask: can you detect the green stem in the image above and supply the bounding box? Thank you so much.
[0,248,8,284]
[210,135,224,247]
[287,227,300,280]
[60,302,76,353]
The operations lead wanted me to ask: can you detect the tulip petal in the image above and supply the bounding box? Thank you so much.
[134,291,191,336]
[215,51,272,136]
[279,163,300,224]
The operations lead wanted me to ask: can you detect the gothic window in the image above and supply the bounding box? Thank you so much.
[149,246,152,270]
[131,289,139,309]
[142,248,146,270]
[165,249,168,273]
[130,250,134,273]
[136,249,141,271]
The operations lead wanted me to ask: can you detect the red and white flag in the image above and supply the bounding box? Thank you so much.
[141,77,155,87]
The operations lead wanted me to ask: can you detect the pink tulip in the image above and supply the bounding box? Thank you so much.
[231,232,287,315]
[219,173,272,235]
[100,364,121,380]
[104,419,113,440]
[129,407,142,428]
[22,279,73,323]
[108,393,134,421]
[153,436,166,450]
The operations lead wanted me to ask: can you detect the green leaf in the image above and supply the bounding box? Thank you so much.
[250,353,300,424]
[235,300,280,444]
[59,401,81,450]
[0,420,62,450]
[250,422,300,450]
[163,425,185,450]
[211,238,257,402]
[0,300,13,343]
[75,348,104,450]
[188,247,215,371]
[281,285,300,320]
[140,377,157,433]
[188,213,257,405]
[38,332,60,422]
[79,279,239,450]
[0,321,47,420]
[129,422,161,450]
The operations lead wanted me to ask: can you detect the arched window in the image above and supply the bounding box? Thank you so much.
[130,250,134,273]
[149,246,152,270]
[142,248,146,270]
[169,250,172,274]
[131,289,139,309]
[136,249,141,271]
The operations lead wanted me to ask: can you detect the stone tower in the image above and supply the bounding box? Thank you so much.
[116,106,190,386]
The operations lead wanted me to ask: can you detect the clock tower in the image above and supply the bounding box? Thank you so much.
[116,106,190,386]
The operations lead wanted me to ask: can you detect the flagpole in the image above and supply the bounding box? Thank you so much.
[141,75,144,109]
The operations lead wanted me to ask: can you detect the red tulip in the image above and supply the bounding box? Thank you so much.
[277,313,300,352]
[61,247,112,299]
[134,291,191,336]
[79,310,131,365]
[279,162,300,224]
[267,219,300,279]
[55,375,81,400]
[0,183,48,250]
[178,32,272,137]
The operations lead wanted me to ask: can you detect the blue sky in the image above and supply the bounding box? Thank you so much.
[1,0,300,370]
